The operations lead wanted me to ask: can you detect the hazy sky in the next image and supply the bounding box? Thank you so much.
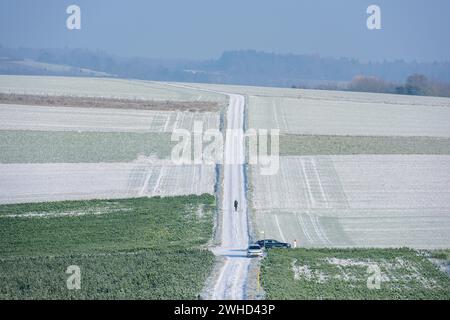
[1,0,449,62]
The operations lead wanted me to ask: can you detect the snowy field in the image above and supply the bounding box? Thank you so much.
[0,104,219,132]
[251,155,450,249]
[0,76,226,103]
[184,82,450,107]
[248,95,450,137]
[0,76,222,204]
[0,160,215,204]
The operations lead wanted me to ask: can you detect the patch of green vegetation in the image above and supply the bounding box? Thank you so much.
[0,130,174,163]
[261,248,450,300]
[0,249,213,299]
[0,195,214,257]
[430,249,450,261]
[0,195,216,299]
[278,134,450,155]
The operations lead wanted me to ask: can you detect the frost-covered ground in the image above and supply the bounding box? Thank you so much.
[248,95,450,137]
[194,82,450,250]
[0,76,221,204]
[251,155,450,249]
[0,104,219,132]
[262,248,450,299]
[0,76,226,103]
[0,160,214,204]
[181,82,450,107]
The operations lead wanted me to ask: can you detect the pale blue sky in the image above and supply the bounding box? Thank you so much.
[1,0,449,62]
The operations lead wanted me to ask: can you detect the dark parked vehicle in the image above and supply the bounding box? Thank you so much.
[256,239,291,249]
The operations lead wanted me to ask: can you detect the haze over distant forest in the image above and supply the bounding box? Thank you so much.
[1,0,449,95]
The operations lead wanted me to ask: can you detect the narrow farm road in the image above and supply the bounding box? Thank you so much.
[211,93,250,300]
[163,82,250,299]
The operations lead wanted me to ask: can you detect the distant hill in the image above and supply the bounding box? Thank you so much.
[1,45,450,89]
[209,50,450,86]
[0,57,115,78]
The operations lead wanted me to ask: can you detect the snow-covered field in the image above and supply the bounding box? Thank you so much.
[251,155,450,249]
[0,76,226,103]
[2,76,450,252]
[0,160,214,204]
[194,82,450,249]
[248,95,450,137]
[0,76,222,205]
[0,104,219,132]
[182,82,450,107]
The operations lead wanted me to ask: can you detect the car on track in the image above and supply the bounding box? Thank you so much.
[247,244,264,257]
[256,239,291,249]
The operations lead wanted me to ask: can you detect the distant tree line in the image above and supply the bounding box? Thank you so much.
[345,74,450,97]
[1,45,450,97]
[292,73,450,97]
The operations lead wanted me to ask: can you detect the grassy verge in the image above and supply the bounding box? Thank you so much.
[0,130,173,163]
[0,194,216,299]
[278,134,450,155]
[261,248,450,299]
